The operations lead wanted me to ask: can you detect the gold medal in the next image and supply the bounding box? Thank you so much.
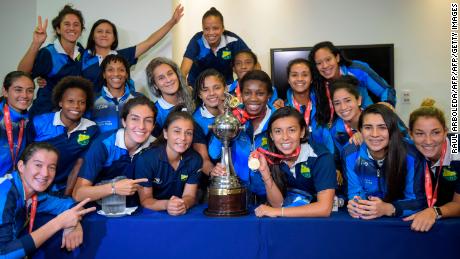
[229,96,240,108]
[248,157,260,171]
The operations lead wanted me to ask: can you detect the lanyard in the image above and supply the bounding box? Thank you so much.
[291,92,312,127]
[232,107,259,125]
[324,82,335,126]
[23,183,38,233]
[3,105,24,169]
[425,141,447,208]
[344,122,354,138]
[256,146,301,165]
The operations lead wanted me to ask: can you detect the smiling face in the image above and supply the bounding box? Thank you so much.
[361,113,389,159]
[122,104,155,148]
[288,63,312,94]
[242,80,270,116]
[18,149,58,194]
[332,88,362,122]
[103,60,128,92]
[314,48,341,80]
[202,15,224,48]
[164,118,194,156]
[233,52,256,79]
[93,22,115,49]
[59,87,87,126]
[3,76,35,112]
[56,14,82,44]
[152,63,180,97]
[411,116,447,162]
[199,75,226,109]
[270,116,305,156]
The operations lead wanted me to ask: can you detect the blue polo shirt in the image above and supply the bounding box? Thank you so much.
[27,111,99,192]
[135,144,202,200]
[29,39,84,118]
[78,128,156,184]
[208,106,272,196]
[279,143,337,206]
[229,80,280,110]
[152,97,175,137]
[0,104,29,177]
[342,140,425,217]
[184,30,250,86]
[81,47,137,93]
[91,85,142,133]
[285,88,335,155]
[0,171,74,258]
[340,60,396,108]
[192,105,216,143]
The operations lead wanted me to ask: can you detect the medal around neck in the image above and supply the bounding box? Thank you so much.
[205,93,248,217]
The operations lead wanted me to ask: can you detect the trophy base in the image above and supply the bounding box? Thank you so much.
[204,187,248,217]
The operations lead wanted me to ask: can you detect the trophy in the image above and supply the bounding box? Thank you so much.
[204,93,248,217]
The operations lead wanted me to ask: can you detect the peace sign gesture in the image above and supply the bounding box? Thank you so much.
[56,198,96,229]
[33,16,48,45]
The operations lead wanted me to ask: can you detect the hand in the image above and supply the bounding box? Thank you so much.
[349,132,363,146]
[57,198,95,230]
[249,151,270,181]
[114,178,148,196]
[210,163,227,177]
[403,208,437,232]
[33,16,48,45]
[272,99,285,110]
[336,170,343,186]
[61,223,83,251]
[347,196,364,218]
[166,196,187,216]
[254,204,279,218]
[171,4,184,25]
[36,77,47,88]
[356,196,394,219]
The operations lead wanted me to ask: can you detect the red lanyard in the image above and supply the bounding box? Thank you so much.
[324,82,334,125]
[344,122,354,138]
[3,105,24,169]
[291,93,312,127]
[425,141,447,208]
[232,107,260,125]
[256,146,301,165]
[23,183,38,233]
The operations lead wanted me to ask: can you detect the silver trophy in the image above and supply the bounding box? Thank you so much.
[204,93,248,217]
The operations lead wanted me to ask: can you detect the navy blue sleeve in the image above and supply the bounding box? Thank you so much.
[183,33,200,60]
[185,152,203,185]
[192,121,207,144]
[25,118,37,145]
[36,193,75,215]
[31,48,52,79]
[135,149,155,188]
[78,138,108,183]
[312,148,337,192]
[117,46,138,67]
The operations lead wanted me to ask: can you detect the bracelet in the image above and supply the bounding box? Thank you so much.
[281,207,284,217]
[111,181,116,195]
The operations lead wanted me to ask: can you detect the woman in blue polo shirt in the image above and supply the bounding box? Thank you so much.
[145,57,194,137]
[18,5,86,118]
[0,142,94,258]
[73,96,156,204]
[91,54,142,133]
[403,99,460,231]
[181,7,254,87]
[0,71,35,176]
[27,76,98,196]
[252,107,336,217]
[344,104,425,219]
[308,41,396,111]
[284,58,334,154]
[136,106,202,216]
[81,5,184,92]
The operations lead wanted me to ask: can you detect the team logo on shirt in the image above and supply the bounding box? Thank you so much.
[261,137,268,148]
[180,174,188,181]
[222,50,232,60]
[442,168,457,181]
[77,134,91,146]
[153,178,162,184]
[300,164,311,178]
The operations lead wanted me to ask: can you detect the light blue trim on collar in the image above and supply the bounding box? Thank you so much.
[53,38,80,60]
[157,97,175,110]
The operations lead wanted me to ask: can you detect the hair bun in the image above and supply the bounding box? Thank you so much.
[420,98,436,107]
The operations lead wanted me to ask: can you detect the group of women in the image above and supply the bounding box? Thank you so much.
[0,4,458,257]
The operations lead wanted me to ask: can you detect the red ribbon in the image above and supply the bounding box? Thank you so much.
[324,82,335,126]
[3,105,24,169]
[344,122,354,138]
[291,92,312,128]
[232,107,259,125]
[23,182,38,233]
[255,146,301,165]
[425,141,447,208]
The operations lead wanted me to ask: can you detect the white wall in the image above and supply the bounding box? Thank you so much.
[173,0,455,125]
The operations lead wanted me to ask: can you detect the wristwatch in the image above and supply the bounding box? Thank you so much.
[433,206,442,220]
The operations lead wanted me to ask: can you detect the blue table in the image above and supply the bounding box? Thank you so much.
[33,204,460,259]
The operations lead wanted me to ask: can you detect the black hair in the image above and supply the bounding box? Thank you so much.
[3,71,33,91]
[51,5,85,38]
[193,68,226,108]
[286,58,331,126]
[121,95,157,122]
[20,142,60,164]
[100,54,131,86]
[266,107,309,197]
[202,7,224,27]
[239,70,273,96]
[232,50,258,67]
[330,75,361,100]
[86,19,118,54]
[52,76,94,111]
[308,41,352,67]
[358,103,407,202]
[151,104,194,147]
